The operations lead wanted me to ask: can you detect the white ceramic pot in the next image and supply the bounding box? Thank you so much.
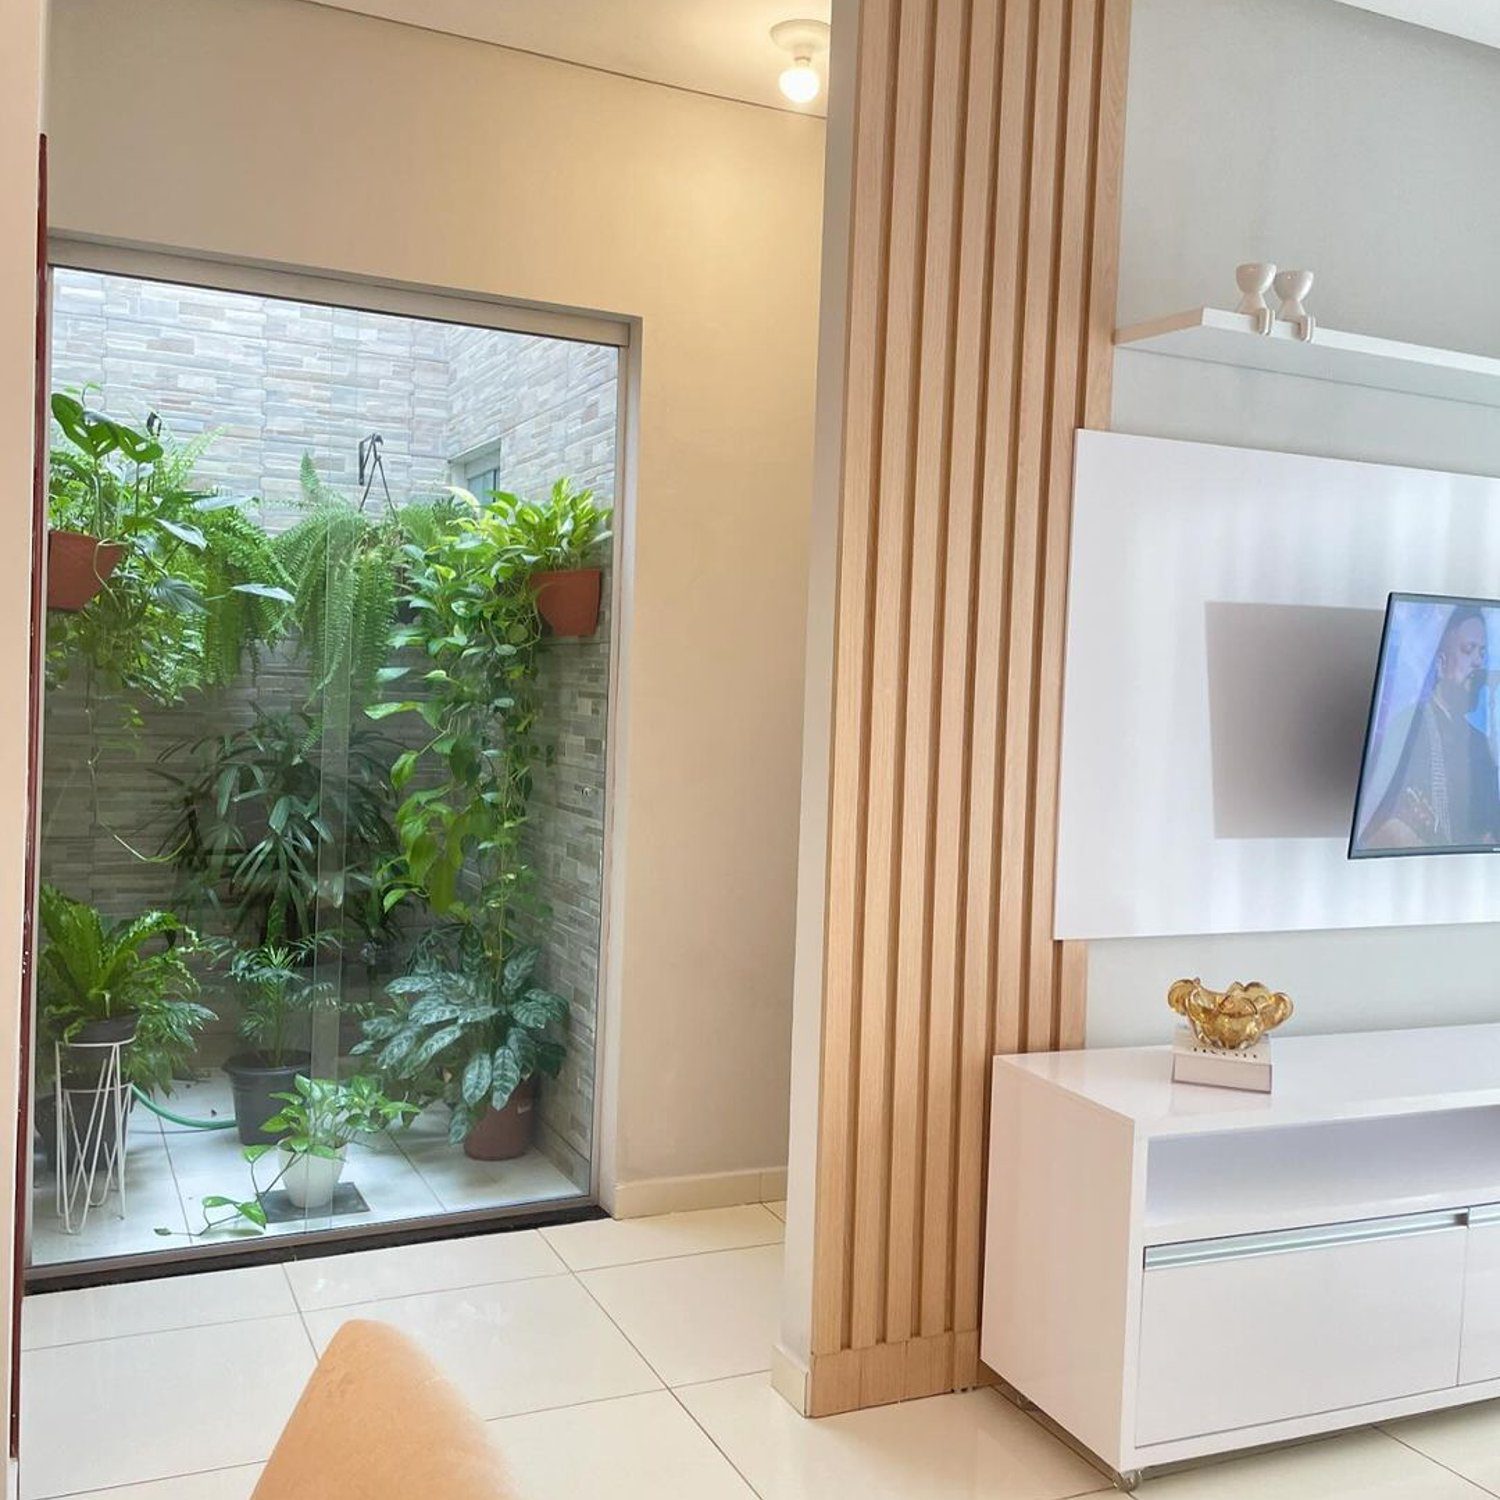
[277,1144,347,1210]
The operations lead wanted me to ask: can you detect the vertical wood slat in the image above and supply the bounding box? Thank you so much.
[809,0,1131,1417]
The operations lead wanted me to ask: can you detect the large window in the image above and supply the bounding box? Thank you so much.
[30,260,621,1274]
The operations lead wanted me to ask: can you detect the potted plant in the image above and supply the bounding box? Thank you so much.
[489,478,612,638]
[355,934,567,1159]
[35,886,207,1167]
[46,392,293,696]
[210,936,338,1145]
[248,1074,415,1210]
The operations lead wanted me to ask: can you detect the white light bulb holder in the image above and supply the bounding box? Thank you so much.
[771,18,830,104]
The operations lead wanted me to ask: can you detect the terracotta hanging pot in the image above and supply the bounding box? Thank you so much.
[47,529,125,612]
[463,1078,536,1161]
[532,568,601,638]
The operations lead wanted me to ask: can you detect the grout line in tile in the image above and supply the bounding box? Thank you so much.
[22,1308,310,1355]
[566,1259,674,1392]
[561,1235,787,1277]
[1379,1421,1500,1496]
[286,1263,572,1316]
[664,1381,766,1498]
[32,1458,265,1500]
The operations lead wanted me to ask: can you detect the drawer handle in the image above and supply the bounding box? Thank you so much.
[1146,1211,1464,1270]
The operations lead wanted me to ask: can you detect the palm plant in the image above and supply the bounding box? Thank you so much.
[155,707,402,950]
[209,935,338,1069]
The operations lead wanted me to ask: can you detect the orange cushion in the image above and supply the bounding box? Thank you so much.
[250,1319,512,1500]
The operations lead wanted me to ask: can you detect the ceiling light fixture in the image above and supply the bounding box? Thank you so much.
[771,19,830,106]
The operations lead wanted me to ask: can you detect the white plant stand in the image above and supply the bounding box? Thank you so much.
[54,1037,131,1234]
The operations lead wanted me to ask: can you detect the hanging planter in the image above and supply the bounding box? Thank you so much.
[47,529,125,612]
[532,568,602,638]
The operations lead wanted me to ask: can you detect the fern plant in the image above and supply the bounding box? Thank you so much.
[47,392,293,704]
[272,456,400,705]
[37,885,212,1094]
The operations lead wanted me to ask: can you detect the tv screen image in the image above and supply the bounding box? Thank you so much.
[1350,592,1500,858]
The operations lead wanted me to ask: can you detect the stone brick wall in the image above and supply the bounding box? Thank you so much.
[43,271,615,1190]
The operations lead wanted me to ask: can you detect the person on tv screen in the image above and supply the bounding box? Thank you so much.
[1362,605,1500,850]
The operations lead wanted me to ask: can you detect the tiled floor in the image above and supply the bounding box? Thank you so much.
[21,1202,1500,1498]
[30,1072,582,1268]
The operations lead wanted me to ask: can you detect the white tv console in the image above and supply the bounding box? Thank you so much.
[981,1023,1500,1489]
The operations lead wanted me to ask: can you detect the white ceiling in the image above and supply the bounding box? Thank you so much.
[300,0,834,116]
[1333,0,1500,51]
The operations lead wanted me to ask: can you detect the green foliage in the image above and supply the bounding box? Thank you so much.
[478,478,612,573]
[155,707,402,950]
[370,488,546,934]
[37,885,212,1095]
[273,457,453,705]
[247,1073,417,1160]
[207,934,338,1068]
[353,931,566,1145]
[47,392,293,704]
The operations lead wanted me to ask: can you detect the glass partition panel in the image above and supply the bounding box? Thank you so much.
[29,267,614,1276]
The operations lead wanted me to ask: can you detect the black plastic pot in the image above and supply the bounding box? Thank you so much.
[223,1051,311,1145]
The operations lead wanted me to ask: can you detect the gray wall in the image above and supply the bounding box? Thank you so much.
[43,270,615,1184]
[1095,0,1500,1045]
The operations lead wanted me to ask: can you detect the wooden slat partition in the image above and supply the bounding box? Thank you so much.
[808,0,1131,1416]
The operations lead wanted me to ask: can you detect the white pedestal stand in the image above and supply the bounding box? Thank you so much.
[55,1037,131,1234]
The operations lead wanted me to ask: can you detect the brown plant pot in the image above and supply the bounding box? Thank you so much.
[463,1079,536,1161]
[532,568,601,638]
[47,529,125,612]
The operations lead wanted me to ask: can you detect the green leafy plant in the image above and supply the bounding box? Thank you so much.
[354,933,566,1145]
[37,885,211,1094]
[370,490,545,928]
[47,392,293,705]
[273,457,453,705]
[486,478,612,573]
[208,934,338,1068]
[155,707,402,949]
[249,1073,417,1161]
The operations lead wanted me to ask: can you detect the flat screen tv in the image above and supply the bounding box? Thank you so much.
[1351,592,1500,858]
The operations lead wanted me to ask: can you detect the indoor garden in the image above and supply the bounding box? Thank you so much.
[30,269,618,1270]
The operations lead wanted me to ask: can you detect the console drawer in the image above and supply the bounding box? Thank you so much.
[1136,1214,1466,1447]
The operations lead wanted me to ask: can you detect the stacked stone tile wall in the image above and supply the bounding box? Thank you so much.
[43,271,614,1190]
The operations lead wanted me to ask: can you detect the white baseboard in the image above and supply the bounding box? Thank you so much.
[606,1165,788,1219]
[7,1454,17,1500]
[771,1343,810,1415]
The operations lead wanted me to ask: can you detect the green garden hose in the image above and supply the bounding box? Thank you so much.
[131,1084,237,1130]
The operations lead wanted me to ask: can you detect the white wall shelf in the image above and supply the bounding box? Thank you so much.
[1116,307,1500,409]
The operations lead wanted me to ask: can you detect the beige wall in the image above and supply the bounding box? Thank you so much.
[44,0,826,1197]
[1,0,44,1463]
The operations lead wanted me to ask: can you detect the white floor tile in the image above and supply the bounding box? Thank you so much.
[580,1243,782,1387]
[302,1275,661,1419]
[678,1376,1109,1500]
[1381,1399,1500,1492]
[765,1200,788,1222]
[1134,1427,1485,1497]
[20,1316,314,1499]
[284,1227,566,1310]
[543,1205,783,1272]
[22,1263,295,1349]
[490,1390,755,1499]
[55,1464,263,1499]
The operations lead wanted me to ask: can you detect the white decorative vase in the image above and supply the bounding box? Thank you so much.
[1273,268,1315,341]
[278,1145,347,1210]
[1234,262,1277,334]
